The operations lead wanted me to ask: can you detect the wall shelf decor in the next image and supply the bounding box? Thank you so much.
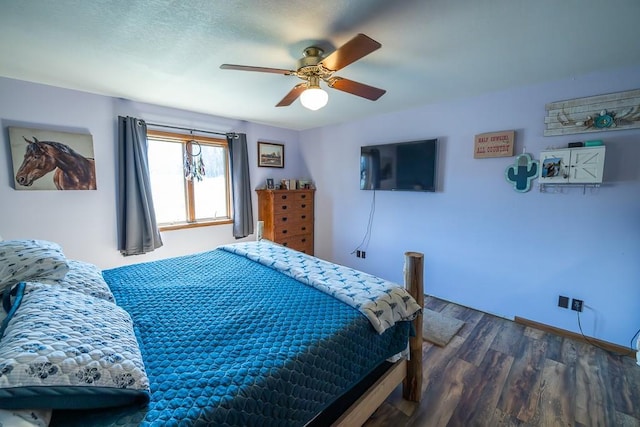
[539,183,601,194]
[505,153,538,193]
[538,146,605,194]
[539,146,605,185]
[544,89,640,136]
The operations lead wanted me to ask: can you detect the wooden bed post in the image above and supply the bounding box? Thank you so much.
[331,252,424,426]
[403,251,423,402]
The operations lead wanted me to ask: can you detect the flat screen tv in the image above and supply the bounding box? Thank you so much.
[360,139,438,192]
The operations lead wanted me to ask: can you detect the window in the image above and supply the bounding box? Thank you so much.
[147,130,231,230]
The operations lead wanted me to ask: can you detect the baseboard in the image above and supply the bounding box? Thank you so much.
[514,316,636,359]
[426,294,514,321]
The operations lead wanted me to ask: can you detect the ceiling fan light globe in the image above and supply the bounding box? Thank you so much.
[300,87,328,111]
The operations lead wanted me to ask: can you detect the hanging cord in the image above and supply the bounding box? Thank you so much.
[184,131,206,181]
[629,329,640,351]
[351,190,376,255]
[576,310,636,358]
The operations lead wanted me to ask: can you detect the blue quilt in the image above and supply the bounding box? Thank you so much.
[220,241,422,334]
[51,248,410,426]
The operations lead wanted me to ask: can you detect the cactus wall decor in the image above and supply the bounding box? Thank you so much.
[505,153,539,192]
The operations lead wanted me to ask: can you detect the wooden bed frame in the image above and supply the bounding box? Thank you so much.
[332,251,424,426]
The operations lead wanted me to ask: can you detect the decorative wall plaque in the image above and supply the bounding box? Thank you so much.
[474,130,514,158]
[544,89,640,136]
[505,153,538,193]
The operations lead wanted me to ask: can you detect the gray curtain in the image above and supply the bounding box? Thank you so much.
[117,116,163,255]
[228,133,254,238]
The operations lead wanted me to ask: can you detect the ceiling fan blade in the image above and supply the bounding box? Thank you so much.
[329,77,386,101]
[320,34,381,72]
[276,83,307,107]
[220,64,294,75]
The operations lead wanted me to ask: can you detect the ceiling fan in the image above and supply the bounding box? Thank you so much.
[220,34,386,110]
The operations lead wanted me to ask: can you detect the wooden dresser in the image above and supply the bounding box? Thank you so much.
[256,189,314,255]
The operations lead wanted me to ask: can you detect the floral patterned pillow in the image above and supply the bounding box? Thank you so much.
[0,408,51,427]
[0,286,149,410]
[0,240,69,288]
[34,259,115,303]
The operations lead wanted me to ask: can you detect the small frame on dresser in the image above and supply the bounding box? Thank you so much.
[258,142,284,168]
[266,178,275,189]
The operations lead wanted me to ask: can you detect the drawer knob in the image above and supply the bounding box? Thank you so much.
[281,195,288,200]
[282,206,287,210]
[301,215,306,219]
[301,238,306,242]
[301,195,306,199]
[301,227,306,231]
[282,217,288,222]
[301,204,306,208]
[282,230,288,234]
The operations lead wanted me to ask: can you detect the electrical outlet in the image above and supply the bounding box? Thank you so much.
[571,298,583,312]
[558,295,569,309]
[356,250,361,258]
[362,251,366,259]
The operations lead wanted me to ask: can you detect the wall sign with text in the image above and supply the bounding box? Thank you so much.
[474,130,515,159]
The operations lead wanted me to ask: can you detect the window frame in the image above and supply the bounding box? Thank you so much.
[147,130,233,231]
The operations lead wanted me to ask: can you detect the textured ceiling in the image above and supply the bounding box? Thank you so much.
[1,0,640,131]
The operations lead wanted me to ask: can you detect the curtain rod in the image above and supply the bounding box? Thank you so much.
[145,122,237,138]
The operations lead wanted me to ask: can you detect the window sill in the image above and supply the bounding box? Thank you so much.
[159,219,233,232]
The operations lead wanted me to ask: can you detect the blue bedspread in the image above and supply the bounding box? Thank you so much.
[51,248,409,426]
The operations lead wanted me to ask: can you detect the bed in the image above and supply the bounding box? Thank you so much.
[0,239,423,426]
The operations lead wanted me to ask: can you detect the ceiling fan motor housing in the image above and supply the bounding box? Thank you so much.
[297,47,327,79]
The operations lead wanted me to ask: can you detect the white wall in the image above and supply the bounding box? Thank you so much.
[2,67,638,348]
[0,77,303,269]
[300,65,640,348]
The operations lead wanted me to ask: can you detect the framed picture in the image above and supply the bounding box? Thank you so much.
[541,157,563,178]
[9,127,97,191]
[266,178,275,189]
[258,142,284,168]
[298,179,311,189]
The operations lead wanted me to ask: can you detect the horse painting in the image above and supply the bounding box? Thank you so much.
[15,137,97,190]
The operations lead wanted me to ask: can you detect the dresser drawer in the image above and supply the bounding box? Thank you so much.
[273,191,312,202]
[273,199,313,215]
[273,220,312,240]
[278,234,313,255]
[273,212,312,227]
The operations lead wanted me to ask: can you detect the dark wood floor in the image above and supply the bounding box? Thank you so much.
[364,297,640,427]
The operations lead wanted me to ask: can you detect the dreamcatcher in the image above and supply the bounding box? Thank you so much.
[184,132,206,181]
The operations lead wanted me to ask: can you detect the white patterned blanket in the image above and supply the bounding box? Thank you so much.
[219,241,422,334]
[0,285,150,409]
